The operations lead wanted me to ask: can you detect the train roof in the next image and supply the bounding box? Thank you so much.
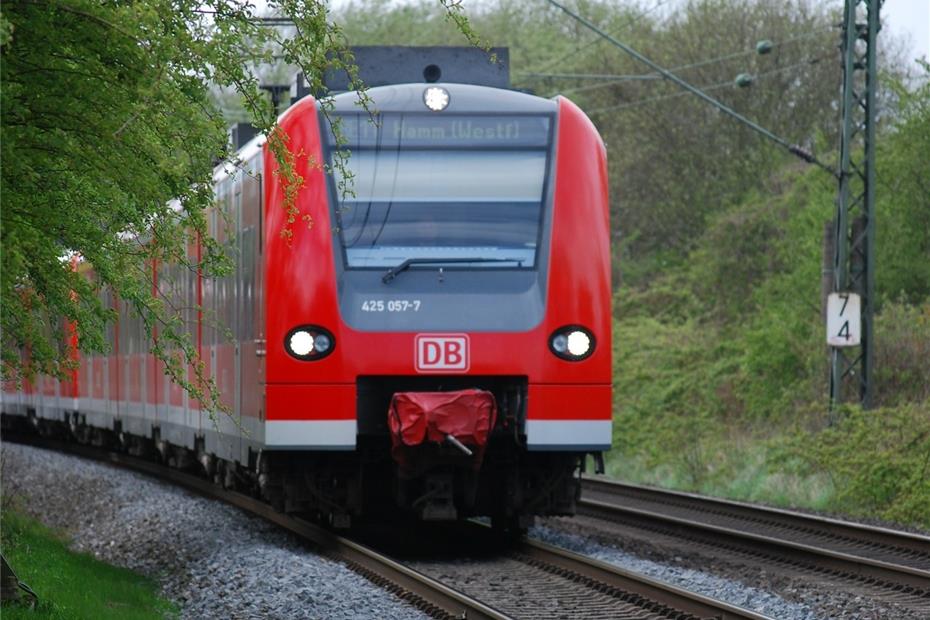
[215,82,559,184]
[327,82,557,114]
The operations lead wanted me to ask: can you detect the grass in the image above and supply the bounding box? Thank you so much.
[0,506,176,620]
[606,435,836,513]
[606,405,930,530]
[608,295,930,529]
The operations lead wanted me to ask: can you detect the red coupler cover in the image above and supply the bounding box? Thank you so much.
[388,389,497,468]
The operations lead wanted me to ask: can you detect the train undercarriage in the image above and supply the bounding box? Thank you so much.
[259,440,583,530]
[1,402,587,533]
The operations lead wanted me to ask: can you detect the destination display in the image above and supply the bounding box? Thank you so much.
[327,114,551,148]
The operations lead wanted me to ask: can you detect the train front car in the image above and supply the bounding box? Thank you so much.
[262,83,611,528]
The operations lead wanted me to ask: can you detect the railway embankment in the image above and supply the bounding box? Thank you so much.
[9,438,927,619]
[606,81,930,529]
[0,442,429,620]
[0,507,175,619]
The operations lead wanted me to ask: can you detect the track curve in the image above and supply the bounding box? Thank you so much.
[3,431,768,619]
[579,476,930,614]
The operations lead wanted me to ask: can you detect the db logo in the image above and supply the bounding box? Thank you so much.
[415,334,469,373]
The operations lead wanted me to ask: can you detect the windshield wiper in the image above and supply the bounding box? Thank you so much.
[382,257,524,284]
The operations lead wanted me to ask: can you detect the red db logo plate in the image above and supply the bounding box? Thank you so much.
[415,334,469,373]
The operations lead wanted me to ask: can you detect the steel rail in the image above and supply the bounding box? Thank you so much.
[581,476,930,591]
[516,537,772,620]
[5,434,508,620]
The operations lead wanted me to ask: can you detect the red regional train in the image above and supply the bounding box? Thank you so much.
[2,69,611,530]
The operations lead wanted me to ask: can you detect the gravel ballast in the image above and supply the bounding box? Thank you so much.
[531,524,820,619]
[1,442,428,620]
[538,515,929,620]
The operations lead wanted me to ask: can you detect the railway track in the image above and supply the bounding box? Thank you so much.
[5,433,500,620]
[387,522,769,620]
[579,476,930,613]
[5,433,765,620]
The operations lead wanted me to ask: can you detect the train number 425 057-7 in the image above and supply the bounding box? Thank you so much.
[361,299,421,312]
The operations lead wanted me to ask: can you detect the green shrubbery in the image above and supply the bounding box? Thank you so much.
[608,72,930,528]
[782,402,930,526]
[871,302,930,407]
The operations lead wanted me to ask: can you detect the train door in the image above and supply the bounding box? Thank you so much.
[136,289,149,437]
[232,175,243,461]
[189,232,203,439]
[238,158,264,459]
[112,290,121,425]
[185,235,199,441]
[208,176,240,462]
[167,262,188,445]
[78,331,90,414]
[86,271,100,416]
[134,300,145,432]
[155,261,172,442]
[103,287,116,427]
[146,259,160,438]
[121,293,140,433]
[202,207,217,448]
[117,295,129,429]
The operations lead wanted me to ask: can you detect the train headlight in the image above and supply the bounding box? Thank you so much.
[423,86,450,111]
[567,331,591,356]
[549,326,595,361]
[285,326,335,361]
[289,330,314,356]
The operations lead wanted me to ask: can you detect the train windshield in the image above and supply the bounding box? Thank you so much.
[324,113,552,269]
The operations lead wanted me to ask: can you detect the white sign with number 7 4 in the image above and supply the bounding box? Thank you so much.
[827,292,861,347]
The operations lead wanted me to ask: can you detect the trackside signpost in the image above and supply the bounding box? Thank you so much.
[826,293,861,347]
[829,0,879,408]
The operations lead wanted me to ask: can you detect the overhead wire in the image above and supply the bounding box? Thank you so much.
[519,71,661,81]
[586,56,827,114]
[544,0,836,176]
[528,26,835,98]
[526,0,674,75]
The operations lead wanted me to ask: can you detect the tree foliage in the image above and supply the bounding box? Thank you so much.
[608,68,930,524]
[0,0,467,409]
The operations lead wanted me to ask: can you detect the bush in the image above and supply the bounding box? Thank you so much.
[873,301,930,407]
[784,402,930,527]
[610,315,741,486]
[605,64,930,524]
